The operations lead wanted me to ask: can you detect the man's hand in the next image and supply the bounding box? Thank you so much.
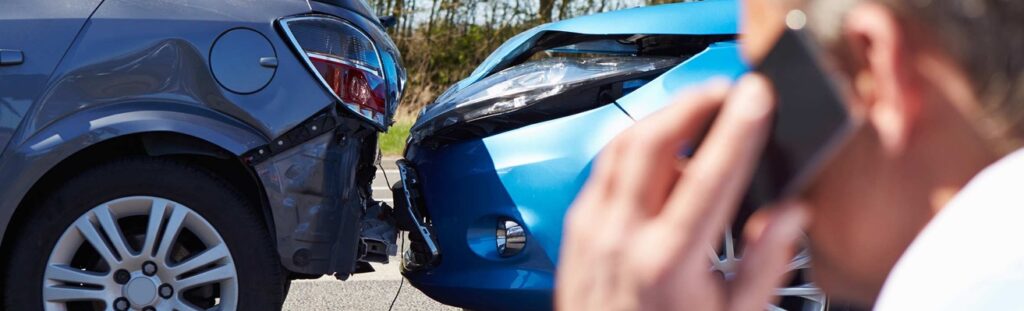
[556,75,808,311]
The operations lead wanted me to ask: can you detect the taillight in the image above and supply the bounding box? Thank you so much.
[308,52,387,124]
[280,16,389,127]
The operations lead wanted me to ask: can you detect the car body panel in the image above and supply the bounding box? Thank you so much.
[0,102,267,247]
[311,0,380,26]
[0,0,104,154]
[448,0,737,94]
[0,0,403,278]
[403,103,635,310]
[16,0,329,144]
[401,2,746,309]
[616,41,748,120]
[480,103,638,262]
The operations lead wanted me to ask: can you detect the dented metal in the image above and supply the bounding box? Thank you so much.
[0,0,404,284]
[253,110,395,277]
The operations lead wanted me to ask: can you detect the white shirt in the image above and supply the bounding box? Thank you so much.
[874,149,1024,310]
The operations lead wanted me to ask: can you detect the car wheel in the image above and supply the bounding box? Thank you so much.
[3,157,284,311]
[711,228,827,311]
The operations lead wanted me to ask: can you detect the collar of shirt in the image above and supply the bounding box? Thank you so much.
[873,148,1024,310]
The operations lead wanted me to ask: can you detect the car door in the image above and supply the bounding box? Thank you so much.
[0,0,103,155]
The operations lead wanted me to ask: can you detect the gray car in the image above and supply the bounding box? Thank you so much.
[0,0,404,310]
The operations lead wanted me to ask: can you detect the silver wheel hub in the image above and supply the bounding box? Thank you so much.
[43,196,238,311]
[124,277,158,307]
[710,228,827,311]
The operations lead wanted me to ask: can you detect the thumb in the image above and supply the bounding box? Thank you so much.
[727,202,809,311]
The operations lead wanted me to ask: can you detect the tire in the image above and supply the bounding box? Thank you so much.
[712,227,826,311]
[3,157,284,311]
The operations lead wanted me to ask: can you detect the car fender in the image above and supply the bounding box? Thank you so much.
[616,41,749,120]
[0,101,267,244]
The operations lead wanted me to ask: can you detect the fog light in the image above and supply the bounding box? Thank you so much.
[497,219,526,257]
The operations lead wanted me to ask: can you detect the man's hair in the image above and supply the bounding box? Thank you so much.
[801,0,1024,149]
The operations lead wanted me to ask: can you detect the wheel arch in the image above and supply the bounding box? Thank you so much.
[0,104,278,285]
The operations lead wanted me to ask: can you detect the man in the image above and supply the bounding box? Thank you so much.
[556,0,1024,310]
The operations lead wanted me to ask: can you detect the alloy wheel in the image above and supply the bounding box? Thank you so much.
[43,196,238,311]
[710,229,826,311]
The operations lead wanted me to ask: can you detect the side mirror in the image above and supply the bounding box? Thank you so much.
[380,16,398,29]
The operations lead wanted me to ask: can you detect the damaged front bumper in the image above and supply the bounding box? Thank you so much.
[391,159,440,271]
[249,108,398,279]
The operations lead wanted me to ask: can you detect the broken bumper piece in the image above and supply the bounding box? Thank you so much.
[391,159,440,271]
[251,109,398,279]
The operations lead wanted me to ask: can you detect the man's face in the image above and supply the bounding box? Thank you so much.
[740,0,930,305]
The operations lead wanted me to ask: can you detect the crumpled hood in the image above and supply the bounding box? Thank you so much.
[446,0,737,94]
[410,0,742,148]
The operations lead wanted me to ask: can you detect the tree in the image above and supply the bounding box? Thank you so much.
[539,0,556,23]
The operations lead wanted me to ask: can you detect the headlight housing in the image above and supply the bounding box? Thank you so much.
[279,16,389,128]
[409,56,680,146]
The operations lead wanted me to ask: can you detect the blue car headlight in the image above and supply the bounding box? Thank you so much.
[408,56,680,147]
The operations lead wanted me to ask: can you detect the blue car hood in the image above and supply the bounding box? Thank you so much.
[448,0,738,94]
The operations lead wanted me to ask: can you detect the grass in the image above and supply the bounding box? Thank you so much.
[380,120,413,156]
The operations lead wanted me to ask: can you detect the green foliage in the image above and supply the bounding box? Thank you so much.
[380,120,413,156]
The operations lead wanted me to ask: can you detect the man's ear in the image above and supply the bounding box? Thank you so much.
[842,3,922,155]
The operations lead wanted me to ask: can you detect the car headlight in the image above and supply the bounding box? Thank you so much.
[279,16,389,128]
[409,56,680,146]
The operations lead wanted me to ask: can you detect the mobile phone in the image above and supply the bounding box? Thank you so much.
[743,27,856,208]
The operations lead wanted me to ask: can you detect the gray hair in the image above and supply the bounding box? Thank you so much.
[801,0,1024,149]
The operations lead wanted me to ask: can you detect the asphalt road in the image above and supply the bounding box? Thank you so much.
[283,157,458,311]
[282,258,457,311]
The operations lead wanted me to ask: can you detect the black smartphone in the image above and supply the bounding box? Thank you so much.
[744,27,857,208]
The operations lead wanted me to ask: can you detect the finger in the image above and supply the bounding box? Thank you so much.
[558,198,604,311]
[728,203,808,311]
[658,74,776,247]
[559,145,630,311]
[610,79,731,214]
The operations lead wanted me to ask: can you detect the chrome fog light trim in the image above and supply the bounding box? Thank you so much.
[497,219,526,257]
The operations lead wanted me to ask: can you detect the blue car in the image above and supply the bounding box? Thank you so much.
[393,1,826,310]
